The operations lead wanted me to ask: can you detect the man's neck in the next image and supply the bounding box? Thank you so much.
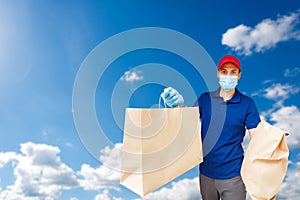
[219,88,236,101]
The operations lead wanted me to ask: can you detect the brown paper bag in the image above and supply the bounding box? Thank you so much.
[120,107,203,197]
[241,120,289,200]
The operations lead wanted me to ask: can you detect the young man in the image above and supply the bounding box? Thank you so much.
[161,55,261,200]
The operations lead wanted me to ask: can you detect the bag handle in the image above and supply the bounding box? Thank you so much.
[159,94,166,108]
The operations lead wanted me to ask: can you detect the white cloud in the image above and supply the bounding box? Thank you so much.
[137,177,201,200]
[277,162,300,200]
[222,10,300,55]
[65,142,73,148]
[0,152,19,168]
[0,142,79,200]
[77,164,120,191]
[263,83,300,101]
[77,143,121,191]
[120,70,143,82]
[1,140,299,200]
[284,67,300,77]
[262,79,274,84]
[253,83,300,108]
[269,105,300,148]
[0,142,124,199]
[20,142,62,167]
[99,143,122,170]
[94,189,123,200]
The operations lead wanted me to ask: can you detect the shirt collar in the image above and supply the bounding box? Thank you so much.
[211,87,241,103]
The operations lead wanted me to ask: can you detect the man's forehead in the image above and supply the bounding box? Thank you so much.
[219,63,239,70]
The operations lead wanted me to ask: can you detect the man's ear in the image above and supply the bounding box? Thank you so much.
[217,71,220,79]
[238,71,242,80]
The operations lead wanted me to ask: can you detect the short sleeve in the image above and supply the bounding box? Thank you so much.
[245,99,261,129]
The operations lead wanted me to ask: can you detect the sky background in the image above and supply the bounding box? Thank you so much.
[1,0,300,199]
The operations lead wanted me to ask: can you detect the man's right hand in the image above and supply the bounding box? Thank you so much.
[160,87,184,107]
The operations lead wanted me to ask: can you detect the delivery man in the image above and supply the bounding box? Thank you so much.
[161,55,261,200]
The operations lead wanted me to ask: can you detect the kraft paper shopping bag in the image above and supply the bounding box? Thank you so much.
[241,120,289,200]
[120,107,203,197]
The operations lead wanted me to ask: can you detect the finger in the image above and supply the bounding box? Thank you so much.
[163,89,172,98]
[170,99,179,107]
[167,89,178,99]
[164,87,172,93]
[166,97,178,106]
[170,95,178,102]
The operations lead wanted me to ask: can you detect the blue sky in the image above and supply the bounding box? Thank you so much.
[0,0,300,199]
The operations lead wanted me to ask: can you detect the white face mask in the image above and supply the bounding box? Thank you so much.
[219,75,238,91]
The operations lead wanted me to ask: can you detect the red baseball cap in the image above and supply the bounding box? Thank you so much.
[217,55,241,70]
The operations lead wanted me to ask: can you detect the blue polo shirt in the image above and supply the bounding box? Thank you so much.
[195,88,260,179]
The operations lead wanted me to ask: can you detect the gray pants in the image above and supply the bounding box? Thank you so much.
[199,174,246,200]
